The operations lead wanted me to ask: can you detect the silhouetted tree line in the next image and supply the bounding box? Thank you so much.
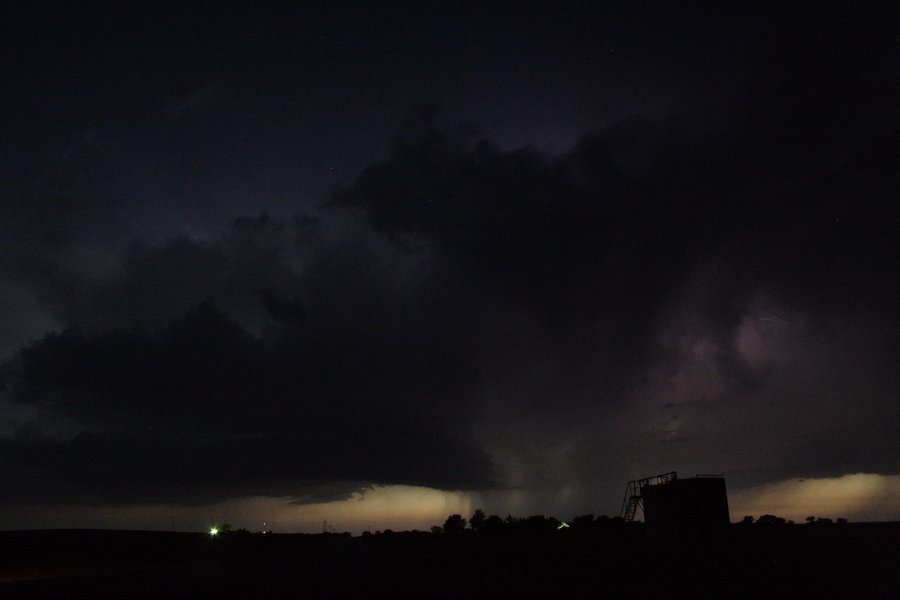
[436,510,631,535]
[738,514,849,527]
[434,510,850,536]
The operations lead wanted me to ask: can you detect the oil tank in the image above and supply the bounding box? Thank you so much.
[641,475,730,536]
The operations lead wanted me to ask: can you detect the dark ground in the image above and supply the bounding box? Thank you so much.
[1,523,898,599]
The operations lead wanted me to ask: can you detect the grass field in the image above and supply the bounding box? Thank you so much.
[1,522,898,598]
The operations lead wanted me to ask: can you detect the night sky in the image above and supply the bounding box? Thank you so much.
[1,3,897,532]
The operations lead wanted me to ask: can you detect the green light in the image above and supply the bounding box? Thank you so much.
[209,527,219,536]
[557,522,570,529]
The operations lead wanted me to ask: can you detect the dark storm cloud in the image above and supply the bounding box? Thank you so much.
[327,6,898,499]
[1,290,493,504]
[5,89,895,507]
[1,170,507,504]
[1,3,897,512]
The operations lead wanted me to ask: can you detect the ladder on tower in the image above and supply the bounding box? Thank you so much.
[620,479,642,522]
[619,471,678,522]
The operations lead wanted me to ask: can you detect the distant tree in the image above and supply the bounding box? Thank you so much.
[756,514,786,526]
[521,515,557,532]
[443,514,467,533]
[482,515,504,534]
[430,526,442,535]
[836,517,848,525]
[740,516,755,526]
[470,509,486,532]
[806,516,816,525]
[572,514,595,529]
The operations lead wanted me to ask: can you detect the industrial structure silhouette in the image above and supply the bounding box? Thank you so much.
[621,472,730,536]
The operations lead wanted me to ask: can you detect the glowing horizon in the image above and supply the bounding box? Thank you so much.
[1,474,898,533]
[729,473,900,523]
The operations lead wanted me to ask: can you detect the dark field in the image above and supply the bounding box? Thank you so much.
[2,523,898,599]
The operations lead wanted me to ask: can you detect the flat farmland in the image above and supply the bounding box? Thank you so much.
[1,523,898,599]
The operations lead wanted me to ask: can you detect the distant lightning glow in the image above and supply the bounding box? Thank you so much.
[730,473,900,522]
